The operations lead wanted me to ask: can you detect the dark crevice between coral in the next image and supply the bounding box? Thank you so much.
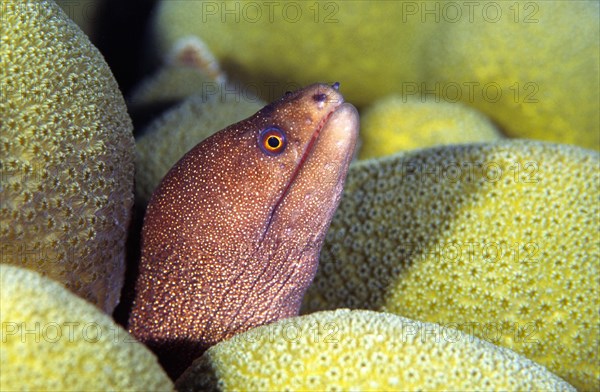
[94,0,158,97]
[175,355,220,391]
[113,201,145,328]
[147,337,208,382]
[128,100,182,135]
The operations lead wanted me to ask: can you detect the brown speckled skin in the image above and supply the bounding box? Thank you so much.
[128,83,359,378]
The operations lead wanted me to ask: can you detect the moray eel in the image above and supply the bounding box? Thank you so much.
[128,83,359,378]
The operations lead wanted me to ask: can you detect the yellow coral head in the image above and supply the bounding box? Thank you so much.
[0,0,134,313]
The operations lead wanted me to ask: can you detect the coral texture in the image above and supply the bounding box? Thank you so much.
[176,309,575,391]
[0,264,173,391]
[303,140,599,390]
[0,0,135,312]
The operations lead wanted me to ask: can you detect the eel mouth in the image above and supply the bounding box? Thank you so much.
[260,97,359,242]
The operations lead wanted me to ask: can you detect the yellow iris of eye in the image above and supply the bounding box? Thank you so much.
[266,135,282,150]
[259,127,287,155]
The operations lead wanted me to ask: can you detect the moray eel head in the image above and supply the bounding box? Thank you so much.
[129,83,358,378]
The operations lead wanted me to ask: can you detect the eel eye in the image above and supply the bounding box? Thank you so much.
[258,127,287,156]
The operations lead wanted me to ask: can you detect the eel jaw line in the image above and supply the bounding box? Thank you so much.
[260,98,346,242]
